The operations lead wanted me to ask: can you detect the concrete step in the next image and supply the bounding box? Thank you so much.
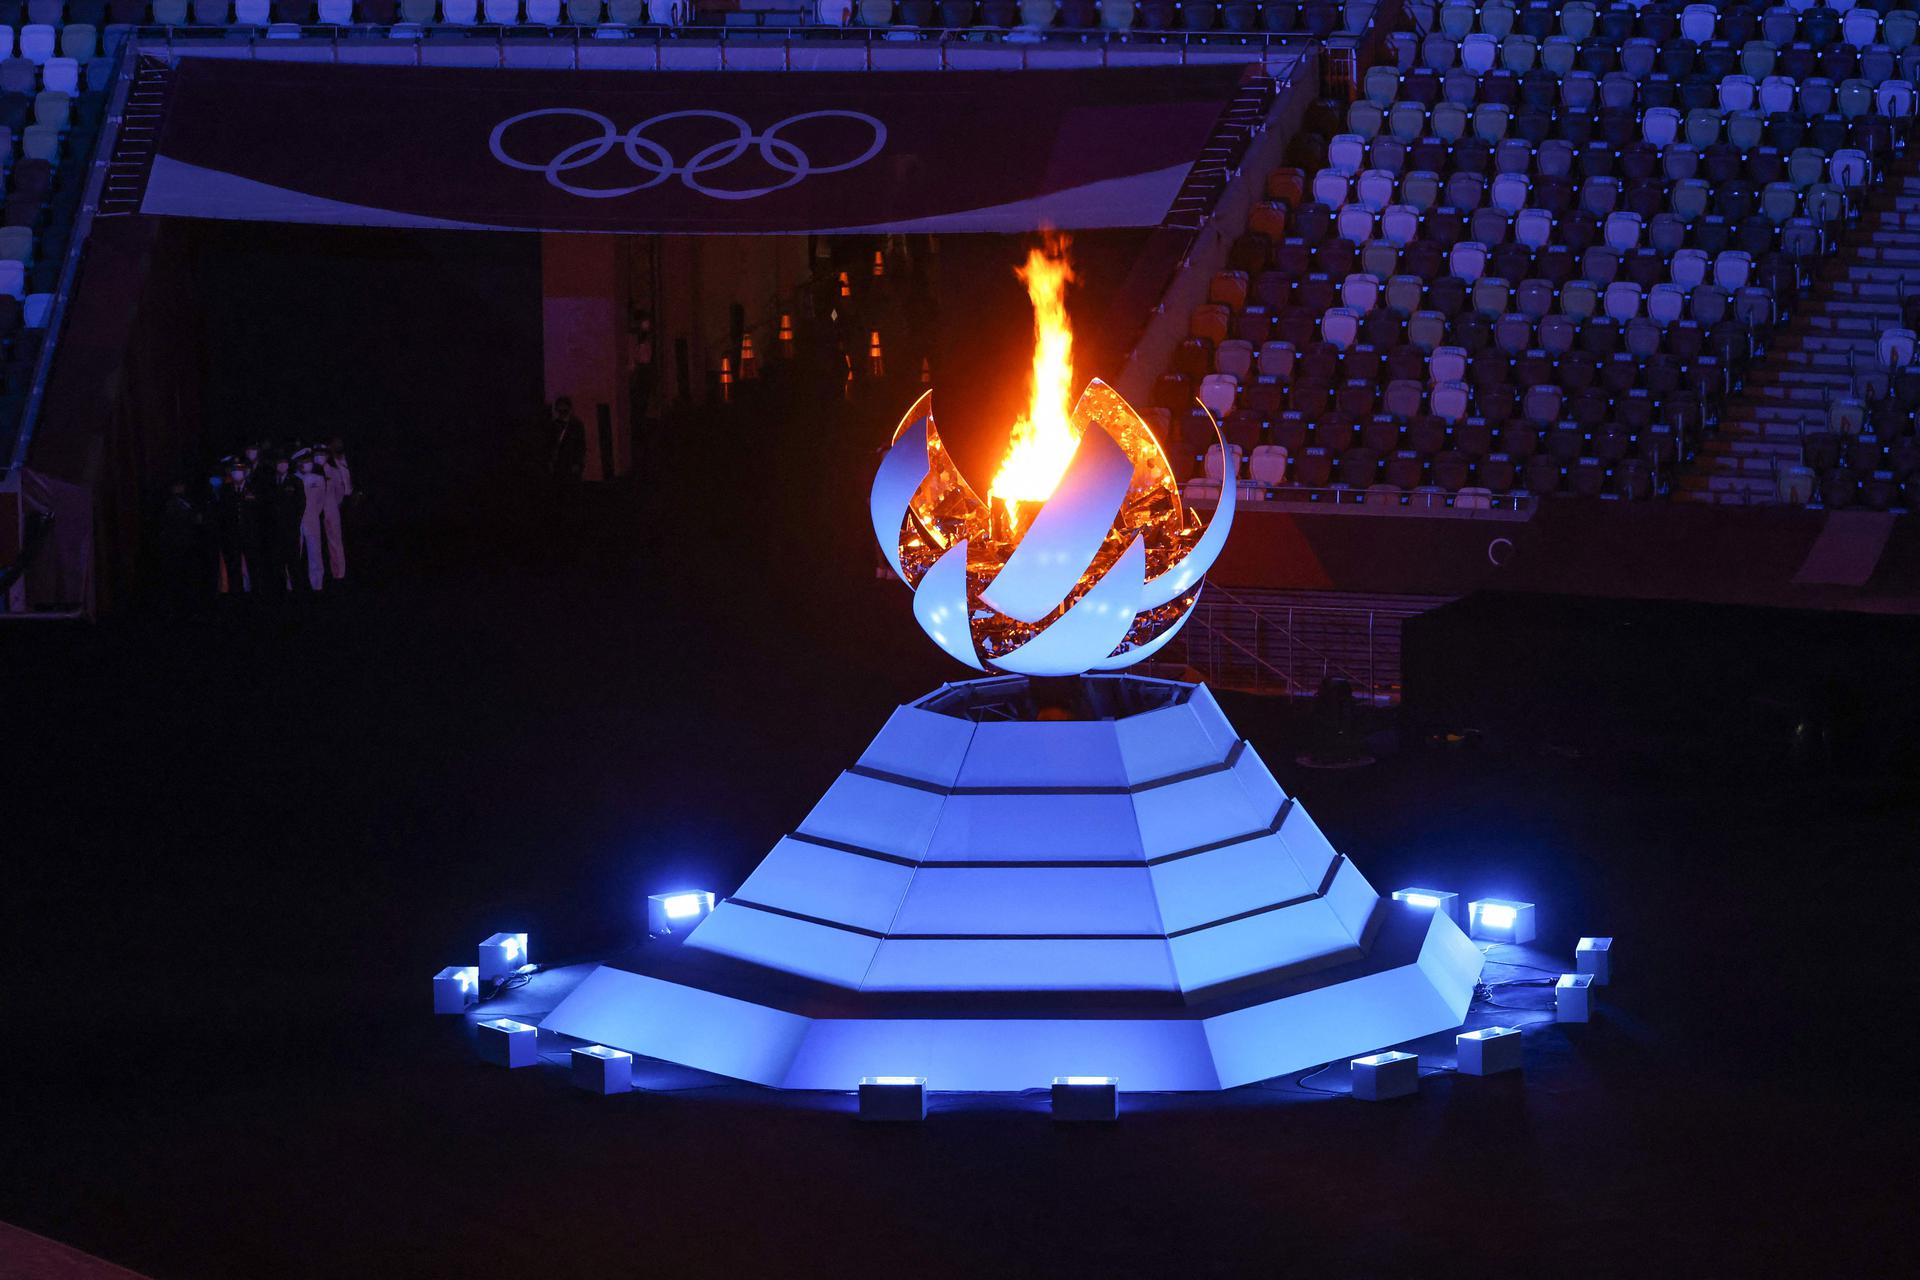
[1750,383,1836,405]
[1672,471,1780,495]
[1707,433,1803,454]
[1842,266,1919,284]
[1670,486,1781,505]
[1811,299,1908,320]
[1692,448,1797,475]
[1855,246,1920,266]
[1825,280,1907,301]
[1768,346,1868,365]
[1794,316,1893,338]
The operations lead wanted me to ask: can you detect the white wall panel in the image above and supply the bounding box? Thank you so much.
[1146,832,1318,933]
[857,704,976,786]
[1323,855,1379,941]
[798,772,945,861]
[538,967,812,1088]
[1132,767,1276,859]
[733,838,916,935]
[924,793,1143,861]
[1112,699,1233,783]
[685,903,880,989]
[890,867,1163,936]
[862,939,1177,991]
[1166,899,1360,992]
[1275,802,1340,887]
[954,720,1129,788]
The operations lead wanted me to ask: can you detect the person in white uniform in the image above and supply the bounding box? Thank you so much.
[316,442,350,583]
[294,451,328,593]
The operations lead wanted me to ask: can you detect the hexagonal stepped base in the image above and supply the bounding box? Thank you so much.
[541,676,1482,1091]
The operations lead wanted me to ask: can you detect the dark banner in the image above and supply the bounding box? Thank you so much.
[138,60,1244,234]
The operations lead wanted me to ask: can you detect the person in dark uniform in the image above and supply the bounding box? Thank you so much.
[212,462,250,596]
[238,459,269,596]
[264,455,307,597]
[157,480,206,614]
[547,396,586,485]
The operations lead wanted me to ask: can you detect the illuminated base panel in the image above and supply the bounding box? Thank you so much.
[542,676,1484,1091]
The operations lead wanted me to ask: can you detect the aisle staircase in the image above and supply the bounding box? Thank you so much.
[1677,154,1920,506]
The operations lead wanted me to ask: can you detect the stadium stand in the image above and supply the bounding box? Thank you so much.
[0,2,114,461]
[0,0,1354,29]
[1155,0,1920,510]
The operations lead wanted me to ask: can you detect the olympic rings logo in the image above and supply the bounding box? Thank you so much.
[488,108,887,201]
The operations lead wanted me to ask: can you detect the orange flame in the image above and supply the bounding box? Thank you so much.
[989,235,1078,522]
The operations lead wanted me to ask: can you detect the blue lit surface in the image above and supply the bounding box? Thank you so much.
[1478,904,1517,929]
[1352,1051,1414,1067]
[663,892,710,920]
[545,679,1487,1091]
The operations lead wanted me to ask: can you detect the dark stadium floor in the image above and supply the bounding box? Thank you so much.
[2,385,1916,1278]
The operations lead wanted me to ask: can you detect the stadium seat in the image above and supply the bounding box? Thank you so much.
[1248,445,1288,486]
[0,227,33,264]
[22,124,58,162]
[41,57,78,96]
[59,24,97,61]
[34,90,68,129]
[18,26,56,65]
[484,0,521,19]
[1204,444,1243,482]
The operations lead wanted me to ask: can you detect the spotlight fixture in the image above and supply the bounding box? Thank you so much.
[857,1076,927,1122]
[477,1017,538,1068]
[1555,973,1594,1023]
[1051,1076,1119,1122]
[478,932,530,981]
[1576,936,1613,984]
[570,1044,634,1095]
[432,965,479,1015]
[1350,1051,1419,1101]
[1455,1026,1523,1076]
[1391,887,1462,925]
[648,891,717,939]
[1466,898,1537,945]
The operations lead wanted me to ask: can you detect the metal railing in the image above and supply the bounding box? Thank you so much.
[6,37,141,475]
[135,20,1319,66]
[1179,585,1404,701]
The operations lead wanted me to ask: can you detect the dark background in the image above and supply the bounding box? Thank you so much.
[2,226,1917,1277]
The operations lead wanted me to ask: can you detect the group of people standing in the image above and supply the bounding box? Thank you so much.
[158,440,353,609]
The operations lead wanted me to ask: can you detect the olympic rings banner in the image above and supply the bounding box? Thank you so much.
[136,59,1246,234]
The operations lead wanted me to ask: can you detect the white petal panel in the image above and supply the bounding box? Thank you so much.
[993,536,1145,677]
[1089,593,1196,670]
[979,423,1135,624]
[867,398,933,578]
[1139,460,1237,609]
[912,539,984,671]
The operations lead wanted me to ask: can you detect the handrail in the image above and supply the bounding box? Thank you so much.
[1191,484,1538,514]
[1203,579,1371,691]
[7,36,142,473]
[136,20,1321,66]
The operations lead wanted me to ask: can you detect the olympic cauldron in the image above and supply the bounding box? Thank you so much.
[535,248,1483,1094]
[870,384,1234,678]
